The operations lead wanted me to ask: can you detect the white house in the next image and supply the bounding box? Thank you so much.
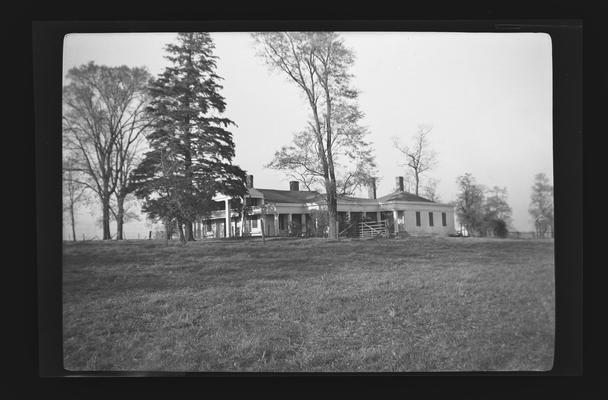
[197,175,456,239]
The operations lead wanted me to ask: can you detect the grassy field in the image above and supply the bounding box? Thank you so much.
[63,236,554,372]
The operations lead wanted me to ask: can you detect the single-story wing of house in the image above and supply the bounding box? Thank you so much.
[197,175,456,238]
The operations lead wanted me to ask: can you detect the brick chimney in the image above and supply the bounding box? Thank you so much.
[245,174,254,189]
[368,177,377,199]
[289,181,299,191]
[395,176,404,192]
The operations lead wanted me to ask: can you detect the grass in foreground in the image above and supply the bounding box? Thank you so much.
[63,236,554,372]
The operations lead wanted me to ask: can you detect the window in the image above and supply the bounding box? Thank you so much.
[429,212,434,227]
[442,212,447,227]
[252,218,258,229]
[415,211,421,227]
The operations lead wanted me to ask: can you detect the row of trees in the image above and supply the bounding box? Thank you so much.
[62,31,553,242]
[63,32,384,241]
[63,33,246,243]
[454,173,513,237]
[257,33,447,222]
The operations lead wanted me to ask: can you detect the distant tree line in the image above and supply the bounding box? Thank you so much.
[453,173,512,238]
[454,172,554,238]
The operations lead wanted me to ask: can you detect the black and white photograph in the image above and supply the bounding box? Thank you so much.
[59,30,556,372]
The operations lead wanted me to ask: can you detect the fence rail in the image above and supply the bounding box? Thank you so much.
[358,221,389,238]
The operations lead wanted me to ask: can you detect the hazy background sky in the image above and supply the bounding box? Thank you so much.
[63,32,553,239]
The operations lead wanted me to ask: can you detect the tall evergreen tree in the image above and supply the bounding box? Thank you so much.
[131,33,246,241]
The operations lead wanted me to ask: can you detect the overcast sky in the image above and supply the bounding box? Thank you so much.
[63,31,553,238]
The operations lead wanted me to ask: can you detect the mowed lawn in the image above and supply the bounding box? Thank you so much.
[63,237,554,372]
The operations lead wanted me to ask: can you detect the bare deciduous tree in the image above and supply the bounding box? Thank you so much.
[421,177,440,202]
[62,155,89,241]
[63,62,152,240]
[266,124,376,197]
[393,125,437,196]
[253,32,373,239]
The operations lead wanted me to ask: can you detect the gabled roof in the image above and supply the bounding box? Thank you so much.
[256,189,322,204]
[377,191,434,203]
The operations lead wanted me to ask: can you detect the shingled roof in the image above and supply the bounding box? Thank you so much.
[377,191,434,203]
[257,189,322,204]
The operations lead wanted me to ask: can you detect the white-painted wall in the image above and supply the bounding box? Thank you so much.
[401,208,456,236]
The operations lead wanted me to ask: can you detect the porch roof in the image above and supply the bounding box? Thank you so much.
[256,189,322,204]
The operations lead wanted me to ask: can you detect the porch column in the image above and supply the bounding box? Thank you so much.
[376,211,381,222]
[225,198,231,238]
[240,202,245,237]
[288,213,293,235]
[393,210,399,234]
[301,214,307,234]
[274,214,279,236]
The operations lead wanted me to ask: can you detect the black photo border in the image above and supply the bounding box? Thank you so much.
[27,12,586,397]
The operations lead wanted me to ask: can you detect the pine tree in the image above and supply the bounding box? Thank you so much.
[132,33,246,242]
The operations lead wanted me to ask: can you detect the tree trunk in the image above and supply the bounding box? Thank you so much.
[325,151,339,239]
[185,221,195,241]
[178,222,186,244]
[415,173,420,196]
[70,202,76,242]
[101,195,111,240]
[164,218,171,244]
[116,195,125,240]
[327,204,338,239]
[323,82,338,240]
